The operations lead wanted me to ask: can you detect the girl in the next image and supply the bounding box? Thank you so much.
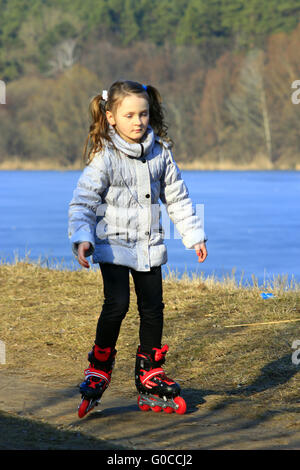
[68,80,207,417]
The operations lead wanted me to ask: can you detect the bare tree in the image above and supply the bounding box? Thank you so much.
[48,39,78,75]
[226,48,272,163]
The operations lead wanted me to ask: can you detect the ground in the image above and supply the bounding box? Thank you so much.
[1,369,300,451]
[1,263,300,451]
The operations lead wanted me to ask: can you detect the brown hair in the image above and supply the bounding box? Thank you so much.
[82,80,173,166]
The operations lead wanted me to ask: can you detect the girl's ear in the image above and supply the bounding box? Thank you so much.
[106,110,115,126]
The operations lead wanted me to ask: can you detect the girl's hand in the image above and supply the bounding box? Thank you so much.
[194,242,207,263]
[77,241,91,269]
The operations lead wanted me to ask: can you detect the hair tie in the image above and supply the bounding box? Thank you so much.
[101,90,108,101]
[142,84,147,91]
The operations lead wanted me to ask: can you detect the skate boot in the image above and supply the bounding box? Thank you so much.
[78,345,117,418]
[135,344,187,414]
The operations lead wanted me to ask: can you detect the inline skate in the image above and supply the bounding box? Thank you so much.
[78,345,117,418]
[135,344,187,414]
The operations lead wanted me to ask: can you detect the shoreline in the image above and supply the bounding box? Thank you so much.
[1,258,299,291]
[0,160,299,171]
[0,152,299,171]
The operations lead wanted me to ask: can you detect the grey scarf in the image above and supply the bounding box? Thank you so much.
[108,124,155,159]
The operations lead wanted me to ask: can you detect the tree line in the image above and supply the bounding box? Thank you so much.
[0,0,299,169]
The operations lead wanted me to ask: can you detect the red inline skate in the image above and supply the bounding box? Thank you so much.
[78,345,116,418]
[135,344,187,414]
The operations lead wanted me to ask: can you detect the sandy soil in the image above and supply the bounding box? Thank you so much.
[1,369,300,451]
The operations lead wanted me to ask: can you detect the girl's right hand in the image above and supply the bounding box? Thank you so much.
[194,242,208,263]
[77,241,91,269]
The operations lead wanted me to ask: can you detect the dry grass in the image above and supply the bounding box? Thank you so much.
[1,155,300,171]
[1,256,300,419]
[0,157,81,171]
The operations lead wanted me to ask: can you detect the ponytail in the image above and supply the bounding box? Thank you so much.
[81,92,110,166]
[144,84,172,146]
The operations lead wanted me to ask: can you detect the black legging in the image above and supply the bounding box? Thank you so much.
[95,263,165,354]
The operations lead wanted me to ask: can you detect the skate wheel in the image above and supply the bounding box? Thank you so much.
[163,406,174,413]
[78,399,91,418]
[137,395,150,411]
[152,405,162,412]
[174,396,187,415]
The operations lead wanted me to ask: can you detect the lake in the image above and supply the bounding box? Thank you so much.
[0,170,299,288]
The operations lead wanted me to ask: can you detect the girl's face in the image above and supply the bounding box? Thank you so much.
[106,94,149,144]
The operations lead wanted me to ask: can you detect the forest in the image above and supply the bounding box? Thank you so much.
[0,0,300,169]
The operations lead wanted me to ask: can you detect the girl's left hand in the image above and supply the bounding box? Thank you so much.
[194,242,208,263]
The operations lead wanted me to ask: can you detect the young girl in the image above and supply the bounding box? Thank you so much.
[68,80,207,417]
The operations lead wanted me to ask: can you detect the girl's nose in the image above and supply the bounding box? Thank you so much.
[135,116,143,124]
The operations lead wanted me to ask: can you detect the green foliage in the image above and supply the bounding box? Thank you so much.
[221,0,300,47]
[176,0,229,45]
[1,0,300,80]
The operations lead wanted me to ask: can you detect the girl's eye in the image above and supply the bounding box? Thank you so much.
[126,113,148,118]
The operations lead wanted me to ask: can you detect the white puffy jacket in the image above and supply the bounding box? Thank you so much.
[68,124,207,271]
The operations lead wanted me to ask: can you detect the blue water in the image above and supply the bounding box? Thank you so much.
[0,170,299,287]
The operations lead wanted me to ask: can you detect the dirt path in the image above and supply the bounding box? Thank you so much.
[1,370,300,450]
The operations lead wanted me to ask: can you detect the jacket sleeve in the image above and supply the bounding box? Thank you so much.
[68,152,109,258]
[159,147,207,249]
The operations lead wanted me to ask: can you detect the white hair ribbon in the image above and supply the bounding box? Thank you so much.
[102,90,108,101]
